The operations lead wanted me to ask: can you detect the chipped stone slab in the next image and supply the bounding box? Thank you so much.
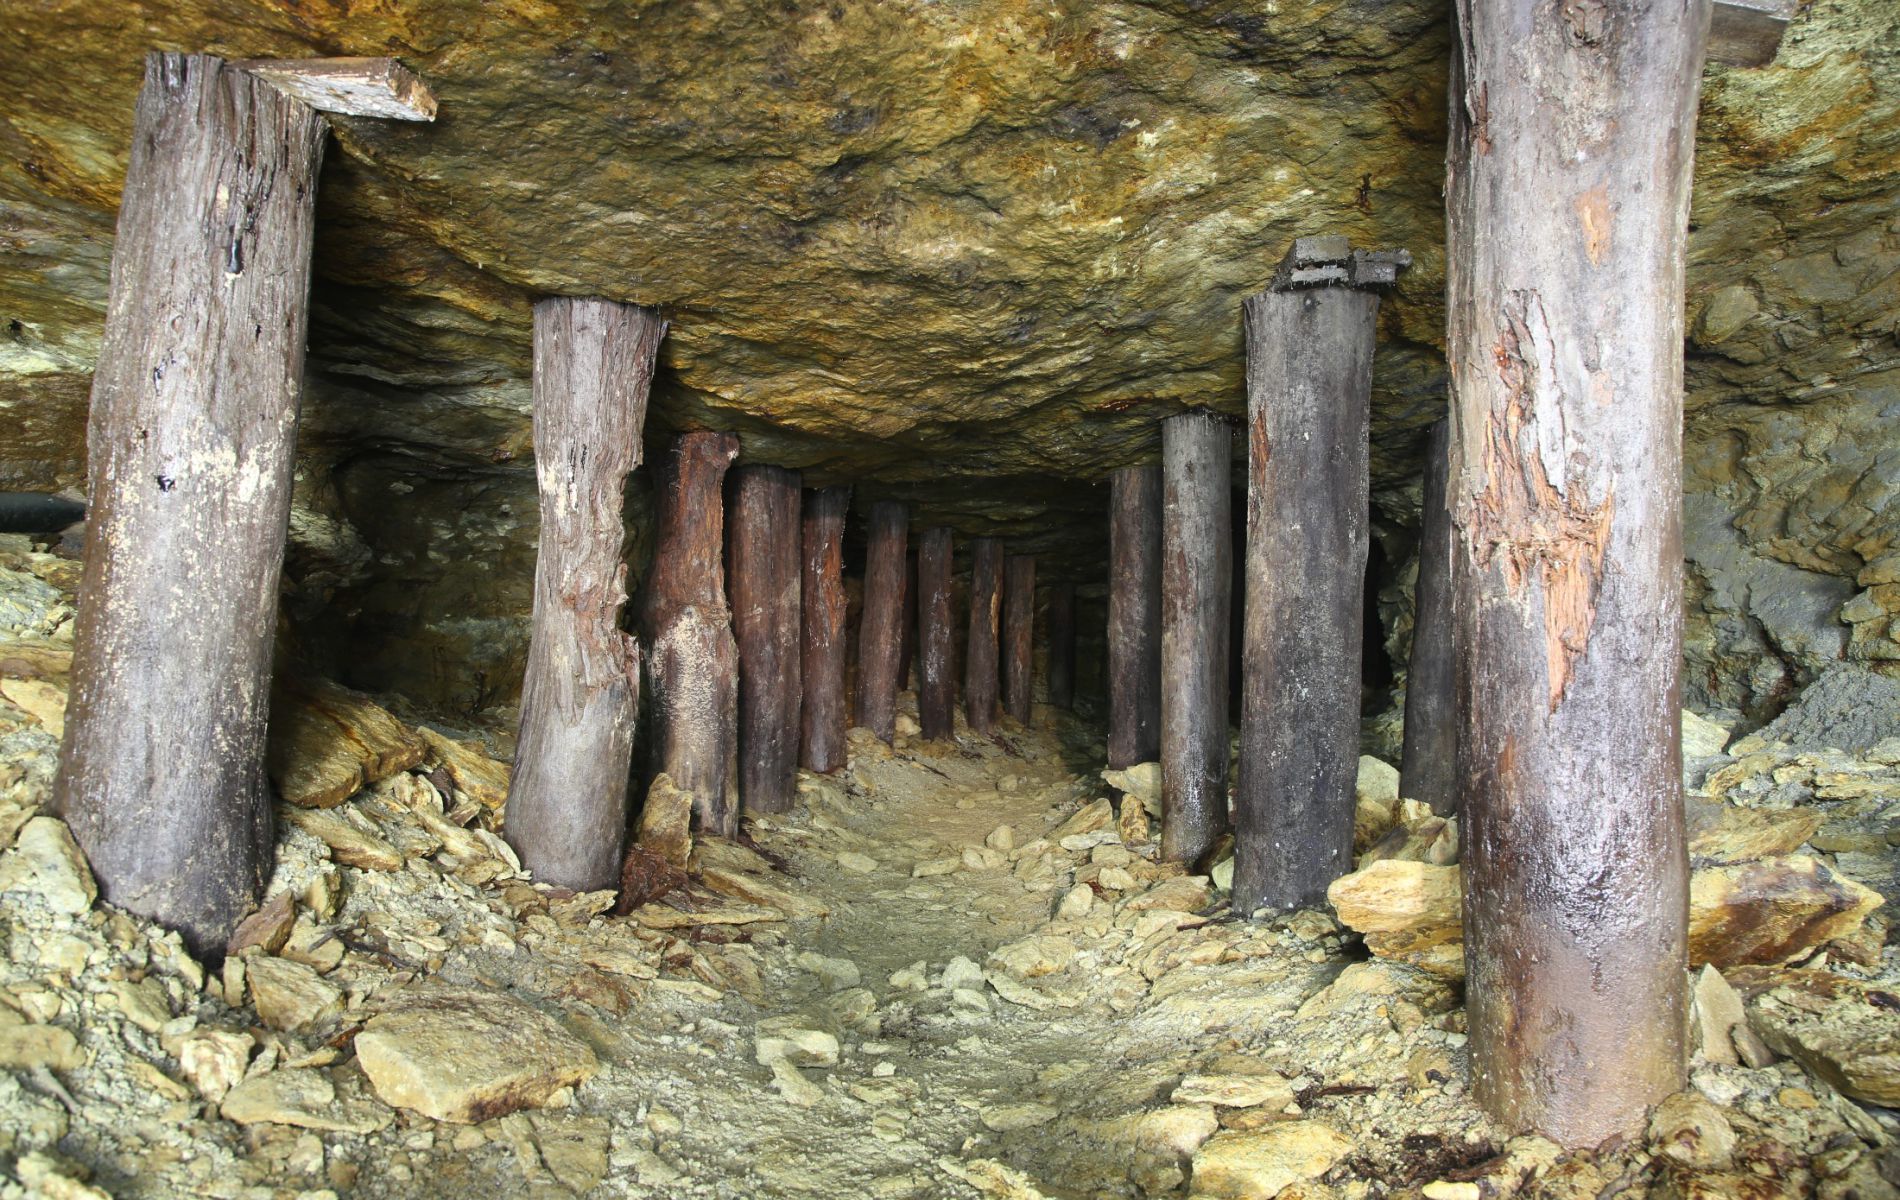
[237,57,437,121]
[1689,854,1883,966]
[1747,972,1900,1106]
[220,1067,391,1134]
[0,815,95,914]
[1191,1122,1353,1199]
[268,680,426,809]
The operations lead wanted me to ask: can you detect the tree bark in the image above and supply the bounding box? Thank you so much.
[916,527,957,739]
[1448,0,1706,1145]
[854,500,908,741]
[1002,555,1037,724]
[897,550,918,692]
[505,298,663,891]
[1232,274,1379,915]
[729,464,803,815]
[640,431,740,835]
[53,54,327,957]
[964,537,1004,735]
[1046,582,1076,710]
[800,485,851,774]
[1108,464,1162,769]
[1159,413,1231,864]
[1400,418,1457,815]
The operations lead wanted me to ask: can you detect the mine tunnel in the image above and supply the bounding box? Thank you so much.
[2,1,1899,1197]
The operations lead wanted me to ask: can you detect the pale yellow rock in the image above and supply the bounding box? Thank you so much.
[1648,1091,1737,1170]
[979,1101,1059,1131]
[985,823,1017,852]
[226,891,296,957]
[1055,883,1094,920]
[1117,796,1153,846]
[13,1153,111,1200]
[246,955,344,1032]
[1124,875,1210,914]
[1172,1074,1295,1109]
[962,846,1006,870]
[912,857,961,878]
[0,816,95,914]
[1682,709,1733,760]
[174,1028,255,1102]
[354,987,599,1122]
[838,850,879,873]
[1329,860,1460,932]
[1051,798,1114,841]
[988,935,1076,979]
[220,1068,392,1134]
[283,806,404,871]
[754,1026,840,1067]
[1688,854,1882,966]
[1192,1122,1353,1200]
[1685,797,1823,864]
[268,680,426,808]
[1690,964,1775,1067]
[1102,762,1162,815]
[0,1014,82,1070]
[635,772,694,869]
[105,977,172,1034]
[0,677,65,736]
[1355,755,1399,806]
[417,726,512,810]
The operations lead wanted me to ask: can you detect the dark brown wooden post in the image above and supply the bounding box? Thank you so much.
[1400,419,1456,815]
[916,527,956,739]
[1159,413,1231,864]
[964,537,1004,735]
[504,299,663,891]
[1002,555,1037,723]
[729,464,803,815]
[1108,465,1162,769]
[1448,0,1707,1145]
[641,432,741,835]
[854,500,908,741]
[897,550,918,691]
[1232,238,1397,915]
[1046,583,1076,710]
[800,486,851,774]
[52,55,328,956]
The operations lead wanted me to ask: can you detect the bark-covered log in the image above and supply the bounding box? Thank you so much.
[1399,418,1457,815]
[1046,582,1076,711]
[505,298,663,891]
[1108,464,1162,769]
[964,537,1004,735]
[53,54,327,957]
[1232,263,1380,915]
[1448,0,1707,1145]
[916,527,956,739]
[729,464,803,815]
[897,550,918,692]
[1159,413,1231,864]
[640,431,740,835]
[800,485,851,774]
[1002,555,1037,723]
[854,500,908,742]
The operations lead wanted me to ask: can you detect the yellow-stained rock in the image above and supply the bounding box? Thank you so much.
[1191,1122,1353,1200]
[355,987,599,1123]
[1688,855,1882,966]
[268,680,426,809]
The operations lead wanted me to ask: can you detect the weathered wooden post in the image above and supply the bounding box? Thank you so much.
[729,464,803,815]
[800,486,851,774]
[964,537,1004,735]
[1448,0,1708,1145]
[898,551,919,691]
[53,53,431,955]
[1046,583,1076,711]
[1233,238,1407,914]
[1399,419,1457,814]
[854,500,908,741]
[1002,555,1037,723]
[641,431,741,835]
[916,527,957,739]
[1108,465,1162,769]
[1160,413,1231,864]
[505,299,663,891]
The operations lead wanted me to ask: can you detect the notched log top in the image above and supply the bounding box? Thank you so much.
[236,58,437,121]
[1270,236,1411,292]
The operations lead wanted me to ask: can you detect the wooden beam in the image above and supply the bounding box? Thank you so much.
[1159,413,1231,864]
[237,57,437,121]
[1107,464,1162,769]
[917,527,957,740]
[1708,0,1794,67]
[854,501,908,742]
[729,464,803,815]
[1399,418,1457,815]
[505,298,662,891]
[964,537,1004,735]
[1046,582,1076,711]
[799,486,851,774]
[1002,554,1036,724]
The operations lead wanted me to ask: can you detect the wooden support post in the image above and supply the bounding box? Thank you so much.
[1233,237,1399,915]
[800,486,851,774]
[52,54,328,956]
[641,432,741,836]
[729,465,803,815]
[1002,555,1037,724]
[1108,465,1162,769]
[504,299,663,891]
[854,500,908,742]
[1047,583,1076,711]
[1159,413,1231,865]
[1448,0,1706,1145]
[916,527,957,740]
[1399,419,1457,814]
[898,551,918,691]
[964,537,1004,735]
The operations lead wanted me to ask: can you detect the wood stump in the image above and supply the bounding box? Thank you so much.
[1399,419,1456,815]
[505,298,663,891]
[729,464,803,815]
[1046,582,1076,711]
[854,500,908,742]
[641,431,740,836]
[1003,555,1036,724]
[54,54,328,956]
[916,527,956,740]
[800,486,851,774]
[964,537,1003,735]
[1159,412,1231,864]
[1108,464,1162,770]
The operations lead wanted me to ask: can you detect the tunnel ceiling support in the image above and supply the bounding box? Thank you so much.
[1159,412,1232,865]
[1447,0,1705,1145]
[1108,465,1163,771]
[800,485,852,775]
[855,501,909,743]
[730,464,804,816]
[917,527,957,741]
[641,431,741,836]
[1003,555,1037,725]
[1047,582,1076,712]
[56,54,326,957]
[1233,238,1396,915]
[965,538,1005,737]
[1400,417,1458,815]
[504,297,662,891]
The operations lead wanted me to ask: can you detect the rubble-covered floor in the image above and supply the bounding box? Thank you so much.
[4,532,1900,1200]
